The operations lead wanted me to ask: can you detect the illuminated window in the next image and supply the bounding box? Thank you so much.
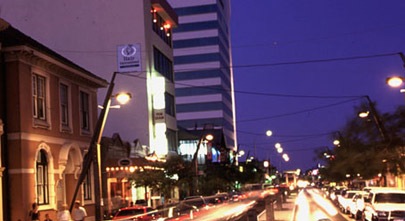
[36,150,49,205]
[151,8,172,46]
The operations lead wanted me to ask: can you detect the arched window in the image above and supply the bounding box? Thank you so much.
[36,149,49,204]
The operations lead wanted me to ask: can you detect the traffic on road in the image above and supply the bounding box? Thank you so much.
[106,184,405,221]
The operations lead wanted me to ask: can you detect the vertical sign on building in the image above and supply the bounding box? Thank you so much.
[117,44,141,72]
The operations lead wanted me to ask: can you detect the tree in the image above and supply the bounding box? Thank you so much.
[318,103,404,184]
[128,155,192,201]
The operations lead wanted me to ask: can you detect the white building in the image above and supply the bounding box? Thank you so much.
[0,0,179,157]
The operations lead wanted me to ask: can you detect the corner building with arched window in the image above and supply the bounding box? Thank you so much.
[0,19,108,220]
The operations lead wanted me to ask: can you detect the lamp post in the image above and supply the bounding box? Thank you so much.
[69,72,131,220]
[386,52,405,93]
[191,133,213,195]
[358,96,389,142]
[358,96,391,186]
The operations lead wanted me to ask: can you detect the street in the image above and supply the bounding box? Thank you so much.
[162,188,357,221]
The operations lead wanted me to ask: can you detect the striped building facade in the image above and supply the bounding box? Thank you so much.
[168,0,237,154]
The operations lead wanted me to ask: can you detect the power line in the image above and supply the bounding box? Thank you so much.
[238,97,362,123]
[236,130,332,138]
[121,71,365,100]
[227,52,399,70]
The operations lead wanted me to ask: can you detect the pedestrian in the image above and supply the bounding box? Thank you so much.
[28,202,40,221]
[57,204,71,221]
[72,200,87,221]
[44,213,53,221]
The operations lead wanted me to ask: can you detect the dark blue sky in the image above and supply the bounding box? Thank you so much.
[230,1,405,172]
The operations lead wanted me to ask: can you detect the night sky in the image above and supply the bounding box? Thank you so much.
[230,1,405,172]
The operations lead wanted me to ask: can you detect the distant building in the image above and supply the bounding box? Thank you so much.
[99,133,177,216]
[0,18,107,221]
[168,0,237,161]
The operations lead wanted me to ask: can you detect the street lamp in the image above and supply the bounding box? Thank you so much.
[69,72,131,220]
[386,52,405,92]
[386,76,404,88]
[358,96,392,186]
[333,139,340,146]
[263,160,270,182]
[191,133,213,195]
[358,96,389,142]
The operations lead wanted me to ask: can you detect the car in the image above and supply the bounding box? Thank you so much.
[329,186,346,205]
[230,191,247,202]
[348,191,368,219]
[337,190,362,214]
[112,206,159,220]
[174,196,208,216]
[363,188,405,221]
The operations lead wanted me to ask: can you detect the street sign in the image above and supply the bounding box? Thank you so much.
[117,44,141,72]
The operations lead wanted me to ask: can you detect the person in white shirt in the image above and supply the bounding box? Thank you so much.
[72,201,87,221]
[57,204,71,221]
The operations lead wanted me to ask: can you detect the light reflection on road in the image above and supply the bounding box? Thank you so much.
[292,188,349,221]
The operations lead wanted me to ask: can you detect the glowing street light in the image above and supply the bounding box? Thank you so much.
[282,153,289,162]
[386,76,404,88]
[115,92,132,104]
[238,150,245,157]
[358,111,369,118]
[266,130,273,137]
[386,52,405,93]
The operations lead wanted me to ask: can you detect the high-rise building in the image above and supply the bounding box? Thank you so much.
[168,0,237,157]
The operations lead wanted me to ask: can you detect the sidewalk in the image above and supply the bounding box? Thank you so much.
[258,193,296,221]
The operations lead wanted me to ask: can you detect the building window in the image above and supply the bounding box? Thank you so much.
[32,74,46,120]
[60,83,70,128]
[153,47,174,82]
[166,129,177,152]
[79,91,90,132]
[165,92,175,117]
[36,150,49,205]
[151,8,172,46]
[83,166,92,200]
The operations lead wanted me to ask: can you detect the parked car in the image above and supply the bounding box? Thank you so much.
[348,191,368,220]
[112,206,159,220]
[337,190,362,214]
[329,186,346,205]
[363,188,405,221]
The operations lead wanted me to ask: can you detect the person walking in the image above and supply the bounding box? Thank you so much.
[57,204,71,221]
[44,213,53,221]
[72,201,87,221]
[28,202,40,221]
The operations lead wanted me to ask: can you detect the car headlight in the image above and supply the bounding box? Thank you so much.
[376,211,388,217]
